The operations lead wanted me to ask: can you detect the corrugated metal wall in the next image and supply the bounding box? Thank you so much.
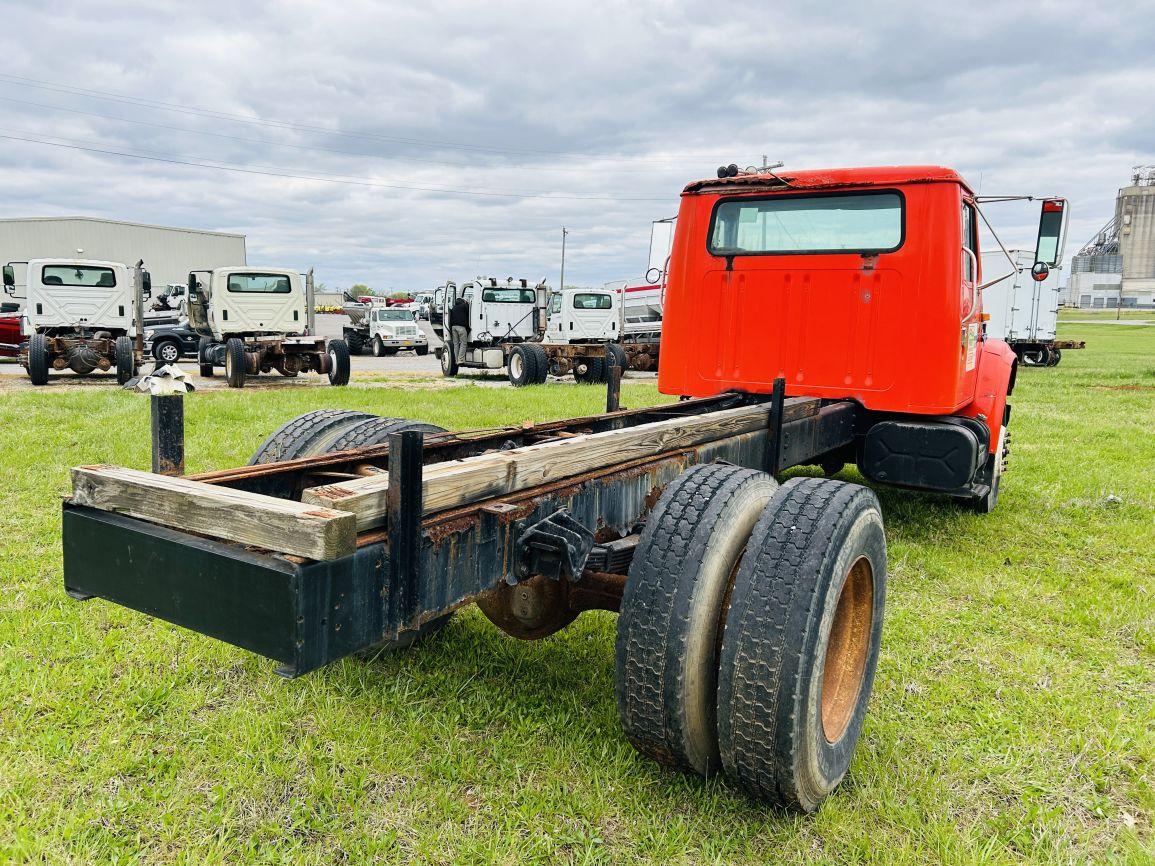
[1117,186,1155,281]
[0,217,246,302]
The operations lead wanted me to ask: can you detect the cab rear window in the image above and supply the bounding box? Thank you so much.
[481,288,535,303]
[42,266,116,288]
[573,293,612,309]
[709,191,903,255]
[227,273,292,293]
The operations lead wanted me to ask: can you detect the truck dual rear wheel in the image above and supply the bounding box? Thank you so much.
[198,336,215,377]
[114,336,135,386]
[616,463,778,775]
[27,333,49,386]
[327,339,351,386]
[507,344,538,387]
[616,470,887,811]
[717,477,886,811]
[224,338,247,388]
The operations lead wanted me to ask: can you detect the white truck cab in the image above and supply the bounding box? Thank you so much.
[18,259,138,337]
[368,305,429,356]
[192,267,308,340]
[543,288,619,344]
[2,258,149,385]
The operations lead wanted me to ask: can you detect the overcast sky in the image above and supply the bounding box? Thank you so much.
[0,1,1151,292]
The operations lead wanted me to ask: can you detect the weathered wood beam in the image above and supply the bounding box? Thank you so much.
[302,399,816,530]
[70,465,357,561]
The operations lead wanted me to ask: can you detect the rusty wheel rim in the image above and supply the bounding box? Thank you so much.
[821,555,874,744]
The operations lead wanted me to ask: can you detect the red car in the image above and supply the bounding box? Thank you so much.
[0,308,22,358]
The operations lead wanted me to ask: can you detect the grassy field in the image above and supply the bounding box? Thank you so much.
[1,326,1152,865]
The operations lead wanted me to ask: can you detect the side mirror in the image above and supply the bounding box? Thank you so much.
[645,266,663,285]
[142,272,153,299]
[1030,261,1050,282]
[2,265,14,293]
[1033,199,1068,268]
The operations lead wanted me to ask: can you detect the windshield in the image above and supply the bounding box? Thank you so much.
[573,293,612,309]
[227,272,292,293]
[709,191,903,255]
[42,265,116,288]
[377,309,413,321]
[482,288,536,303]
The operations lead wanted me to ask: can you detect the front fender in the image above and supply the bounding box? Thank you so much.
[959,338,1017,452]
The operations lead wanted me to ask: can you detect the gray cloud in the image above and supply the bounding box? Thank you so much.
[0,0,1151,290]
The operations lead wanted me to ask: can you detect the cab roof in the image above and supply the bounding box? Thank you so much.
[683,165,972,196]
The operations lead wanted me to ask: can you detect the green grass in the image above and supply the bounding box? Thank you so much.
[1,331,1152,865]
[1058,308,1152,321]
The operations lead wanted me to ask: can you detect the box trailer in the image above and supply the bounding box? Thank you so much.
[980,248,1084,366]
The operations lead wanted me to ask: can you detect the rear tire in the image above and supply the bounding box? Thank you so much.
[507,344,536,387]
[327,416,446,451]
[198,336,215,377]
[327,339,351,386]
[574,355,605,384]
[416,344,429,356]
[248,409,378,464]
[224,338,247,388]
[346,332,364,355]
[28,334,49,386]
[616,463,778,776]
[606,343,627,374]
[528,344,549,383]
[114,336,135,385]
[716,477,887,812]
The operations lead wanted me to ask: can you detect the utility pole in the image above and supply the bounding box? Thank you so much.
[559,227,568,292]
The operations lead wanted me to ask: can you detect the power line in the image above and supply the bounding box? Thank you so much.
[0,72,721,163]
[0,129,674,202]
[0,94,692,176]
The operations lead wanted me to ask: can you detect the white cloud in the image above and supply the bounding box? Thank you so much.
[0,0,1150,290]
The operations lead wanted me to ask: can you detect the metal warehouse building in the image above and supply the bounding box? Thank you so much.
[0,216,246,304]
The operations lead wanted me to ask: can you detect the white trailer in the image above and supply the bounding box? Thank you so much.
[980,249,1083,366]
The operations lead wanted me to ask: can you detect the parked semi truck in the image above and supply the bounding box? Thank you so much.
[61,164,1065,811]
[2,258,149,385]
[980,247,1082,366]
[189,267,350,388]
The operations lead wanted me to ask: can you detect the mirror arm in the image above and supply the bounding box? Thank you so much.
[975,202,1021,276]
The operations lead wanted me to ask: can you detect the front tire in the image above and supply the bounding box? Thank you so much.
[224,337,247,388]
[717,478,887,812]
[440,342,458,377]
[372,335,386,358]
[327,339,351,386]
[114,336,135,385]
[152,338,181,365]
[27,334,49,386]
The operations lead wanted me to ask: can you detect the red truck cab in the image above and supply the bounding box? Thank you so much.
[659,165,1067,510]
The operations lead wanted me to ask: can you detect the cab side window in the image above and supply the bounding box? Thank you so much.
[962,202,978,282]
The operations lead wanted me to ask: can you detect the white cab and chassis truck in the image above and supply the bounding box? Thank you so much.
[340,296,429,357]
[431,277,629,387]
[188,267,350,388]
[2,258,149,386]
